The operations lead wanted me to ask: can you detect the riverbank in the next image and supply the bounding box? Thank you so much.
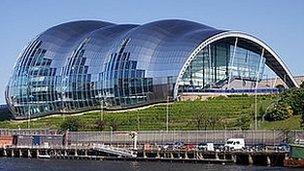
[1,95,291,131]
[0,158,302,171]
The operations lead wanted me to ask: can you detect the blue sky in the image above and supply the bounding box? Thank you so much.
[0,0,303,104]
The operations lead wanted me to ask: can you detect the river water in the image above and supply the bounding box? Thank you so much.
[0,158,302,171]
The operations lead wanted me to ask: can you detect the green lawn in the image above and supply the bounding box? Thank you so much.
[259,115,301,130]
[0,94,294,131]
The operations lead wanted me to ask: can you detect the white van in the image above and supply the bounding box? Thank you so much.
[224,138,245,150]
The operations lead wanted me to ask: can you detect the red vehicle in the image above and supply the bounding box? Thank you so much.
[182,144,196,151]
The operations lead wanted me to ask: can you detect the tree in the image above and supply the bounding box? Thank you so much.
[193,111,208,130]
[275,84,285,92]
[300,81,304,88]
[280,88,304,116]
[264,102,293,121]
[59,117,81,131]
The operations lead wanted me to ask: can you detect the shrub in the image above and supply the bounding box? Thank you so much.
[59,117,81,131]
[235,114,251,130]
[108,118,120,131]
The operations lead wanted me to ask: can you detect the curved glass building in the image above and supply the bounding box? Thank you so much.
[5,19,298,119]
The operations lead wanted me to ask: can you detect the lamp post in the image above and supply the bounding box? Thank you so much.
[99,91,104,121]
[61,91,65,121]
[26,73,31,129]
[166,96,169,132]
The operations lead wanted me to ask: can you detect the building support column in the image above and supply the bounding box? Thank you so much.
[19,149,22,157]
[232,154,237,163]
[75,149,78,156]
[156,150,160,158]
[185,152,189,159]
[266,155,271,166]
[27,149,31,158]
[227,37,238,89]
[3,149,7,157]
[248,154,253,165]
[170,152,174,159]
[143,150,147,158]
[215,152,219,160]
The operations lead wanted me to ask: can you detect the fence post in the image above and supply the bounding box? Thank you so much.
[205,130,207,142]
[196,130,198,144]
[224,129,226,143]
[172,130,174,142]
[273,130,276,146]
[110,130,113,144]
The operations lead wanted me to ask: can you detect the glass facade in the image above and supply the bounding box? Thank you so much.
[5,19,290,119]
[178,41,266,92]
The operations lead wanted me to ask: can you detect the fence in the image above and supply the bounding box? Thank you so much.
[67,130,304,145]
[1,129,304,146]
[0,129,53,135]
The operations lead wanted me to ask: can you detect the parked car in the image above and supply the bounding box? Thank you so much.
[182,143,196,151]
[278,143,290,152]
[247,143,266,151]
[224,138,245,150]
[173,141,184,150]
[197,142,208,150]
[162,143,173,150]
[214,143,225,151]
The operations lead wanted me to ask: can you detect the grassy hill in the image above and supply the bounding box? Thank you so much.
[1,94,297,131]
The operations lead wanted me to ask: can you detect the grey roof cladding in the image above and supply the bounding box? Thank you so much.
[42,19,224,79]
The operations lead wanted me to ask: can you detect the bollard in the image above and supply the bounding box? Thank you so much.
[36,150,39,158]
[11,149,14,157]
[85,150,88,156]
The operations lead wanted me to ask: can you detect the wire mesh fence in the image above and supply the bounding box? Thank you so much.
[67,130,304,145]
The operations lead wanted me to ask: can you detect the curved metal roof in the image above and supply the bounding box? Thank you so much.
[32,19,295,88]
[6,19,298,118]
